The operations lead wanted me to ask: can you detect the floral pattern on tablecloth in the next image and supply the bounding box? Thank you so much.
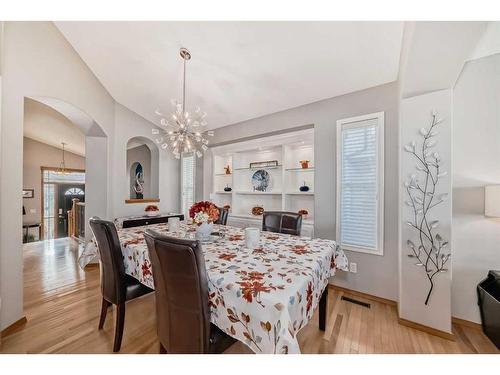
[87,222,348,354]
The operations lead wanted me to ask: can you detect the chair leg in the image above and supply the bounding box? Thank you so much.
[113,302,125,352]
[98,298,111,330]
[159,343,167,354]
[319,288,328,331]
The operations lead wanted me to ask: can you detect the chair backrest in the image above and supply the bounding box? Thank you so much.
[262,211,303,236]
[89,216,127,305]
[144,229,211,354]
[214,206,229,225]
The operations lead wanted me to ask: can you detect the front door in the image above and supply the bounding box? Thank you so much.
[56,185,85,238]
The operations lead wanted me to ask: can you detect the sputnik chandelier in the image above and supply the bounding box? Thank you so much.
[152,47,214,159]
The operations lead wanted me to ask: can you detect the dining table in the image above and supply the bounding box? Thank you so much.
[84,221,348,354]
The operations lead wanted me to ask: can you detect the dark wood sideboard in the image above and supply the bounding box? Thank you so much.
[121,213,184,229]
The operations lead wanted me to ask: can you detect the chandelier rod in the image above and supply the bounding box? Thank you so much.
[182,54,186,114]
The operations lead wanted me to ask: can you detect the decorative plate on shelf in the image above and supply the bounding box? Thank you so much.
[252,169,270,192]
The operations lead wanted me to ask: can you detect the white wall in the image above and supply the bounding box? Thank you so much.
[112,103,180,219]
[205,82,400,301]
[0,21,115,330]
[0,22,180,330]
[452,53,500,323]
[399,89,452,333]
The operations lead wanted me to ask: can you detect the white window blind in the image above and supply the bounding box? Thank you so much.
[181,152,195,217]
[336,112,384,255]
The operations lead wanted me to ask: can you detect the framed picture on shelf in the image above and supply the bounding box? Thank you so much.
[249,160,278,169]
[22,189,34,199]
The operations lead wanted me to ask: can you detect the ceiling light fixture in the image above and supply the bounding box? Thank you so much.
[57,142,69,175]
[152,47,213,159]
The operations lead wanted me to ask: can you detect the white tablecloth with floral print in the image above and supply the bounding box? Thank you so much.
[87,222,348,354]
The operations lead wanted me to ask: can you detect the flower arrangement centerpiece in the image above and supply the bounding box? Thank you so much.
[189,201,219,240]
[144,205,160,217]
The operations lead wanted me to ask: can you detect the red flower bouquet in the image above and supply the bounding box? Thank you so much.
[189,201,219,225]
[144,205,160,217]
[144,205,159,212]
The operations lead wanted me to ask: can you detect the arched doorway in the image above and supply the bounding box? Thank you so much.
[26,96,108,241]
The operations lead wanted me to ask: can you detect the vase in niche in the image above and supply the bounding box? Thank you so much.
[299,182,310,192]
[224,184,232,192]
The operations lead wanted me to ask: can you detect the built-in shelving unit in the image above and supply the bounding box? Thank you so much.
[208,128,315,237]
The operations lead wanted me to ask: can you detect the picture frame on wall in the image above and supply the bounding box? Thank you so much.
[22,189,34,199]
[249,160,279,169]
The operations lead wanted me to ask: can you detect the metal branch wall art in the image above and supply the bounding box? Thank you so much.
[404,111,450,305]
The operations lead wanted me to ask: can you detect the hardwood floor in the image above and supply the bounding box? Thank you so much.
[1,238,498,354]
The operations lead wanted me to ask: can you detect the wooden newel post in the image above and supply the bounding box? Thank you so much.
[68,198,79,238]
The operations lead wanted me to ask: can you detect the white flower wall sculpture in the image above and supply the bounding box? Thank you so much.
[404,111,451,305]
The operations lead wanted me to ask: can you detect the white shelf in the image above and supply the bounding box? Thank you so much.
[215,191,233,195]
[285,191,314,195]
[235,191,282,195]
[285,167,315,172]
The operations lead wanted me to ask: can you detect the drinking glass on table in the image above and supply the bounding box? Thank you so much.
[168,217,180,232]
[245,227,260,250]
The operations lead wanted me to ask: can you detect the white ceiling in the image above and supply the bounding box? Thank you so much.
[24,98,86,156]
[55,21,404,129]
[400,21,487,98]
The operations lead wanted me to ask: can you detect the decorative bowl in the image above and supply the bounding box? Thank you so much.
[299,182,310,192]
[252,206,264,216]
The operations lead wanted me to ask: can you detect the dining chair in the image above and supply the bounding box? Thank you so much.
[143,229,236,354]
[89,217,154,352]
[262,211,303,236]
[214,206,229,225]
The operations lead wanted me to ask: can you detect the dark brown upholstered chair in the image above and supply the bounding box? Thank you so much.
[144,229,236,354]
[214,206,229,226]
[262,211,303,236]
[89,217,154,352]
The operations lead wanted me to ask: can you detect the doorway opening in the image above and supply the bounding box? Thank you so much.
[41,167,85,240]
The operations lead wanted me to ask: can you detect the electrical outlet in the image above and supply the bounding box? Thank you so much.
[349,262,357,273]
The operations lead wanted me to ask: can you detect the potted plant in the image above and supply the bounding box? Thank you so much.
[189,201,220,240]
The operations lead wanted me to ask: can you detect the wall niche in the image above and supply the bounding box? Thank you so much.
[126,137,160,202]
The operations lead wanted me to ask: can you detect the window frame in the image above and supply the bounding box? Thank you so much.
[336,111,385,256]
[180,152,196,217]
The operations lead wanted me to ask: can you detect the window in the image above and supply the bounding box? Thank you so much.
[181,152,196,217]
[336,112,384,255]
[64,187,85,196]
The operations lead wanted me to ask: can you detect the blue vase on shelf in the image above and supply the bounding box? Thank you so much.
[299,182,310,192]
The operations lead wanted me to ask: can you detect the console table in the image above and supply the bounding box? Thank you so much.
[23,222,41,243]
[120,213,184,229]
